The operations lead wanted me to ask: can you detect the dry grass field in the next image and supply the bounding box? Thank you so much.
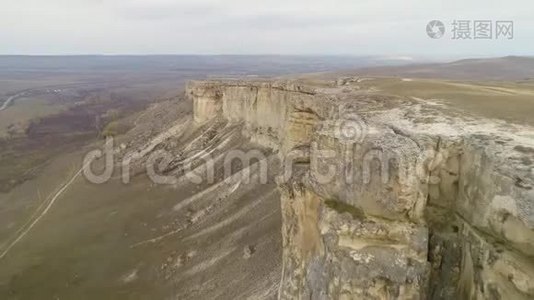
[355,77,534,126]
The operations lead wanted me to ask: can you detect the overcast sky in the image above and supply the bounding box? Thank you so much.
[1,0,532,57]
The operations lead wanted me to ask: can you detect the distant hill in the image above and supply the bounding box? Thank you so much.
[355,56,534,81]
[0,55,412,77]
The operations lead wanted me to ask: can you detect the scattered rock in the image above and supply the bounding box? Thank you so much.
[243,245,256,259]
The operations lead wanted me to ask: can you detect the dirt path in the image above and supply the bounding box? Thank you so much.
[0,94,18,112]
[0,162,88,260]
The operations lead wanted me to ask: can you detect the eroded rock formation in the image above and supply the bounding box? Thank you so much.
[186,79,534,299]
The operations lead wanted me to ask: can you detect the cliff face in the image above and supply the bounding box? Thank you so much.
[186,79,534,299]
[188,81,323,152]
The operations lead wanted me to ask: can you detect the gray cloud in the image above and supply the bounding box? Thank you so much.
[0,0,532,56]
[114,2,222,20]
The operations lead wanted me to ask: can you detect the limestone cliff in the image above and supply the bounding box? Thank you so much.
[186,79,534,299]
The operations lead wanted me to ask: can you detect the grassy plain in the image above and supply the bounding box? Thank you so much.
[0,96,67,138]
[357,77,534,126]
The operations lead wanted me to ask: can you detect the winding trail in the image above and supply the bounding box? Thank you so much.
[0,162,88,260]
[0,94,19,112]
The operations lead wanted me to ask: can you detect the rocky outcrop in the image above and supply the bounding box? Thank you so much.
[186,79,534,299]
[187,80,322,151]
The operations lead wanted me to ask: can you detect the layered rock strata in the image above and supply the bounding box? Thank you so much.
[186,79,534,299]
